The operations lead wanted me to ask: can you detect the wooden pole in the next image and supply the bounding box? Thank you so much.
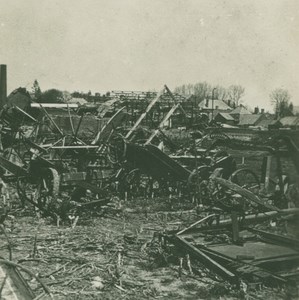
[264,155,272,192]
[0,64,7,108]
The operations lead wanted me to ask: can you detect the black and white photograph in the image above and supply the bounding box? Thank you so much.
[0,0,299,299]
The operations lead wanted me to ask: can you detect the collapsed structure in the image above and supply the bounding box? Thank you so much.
[0,67,298,297]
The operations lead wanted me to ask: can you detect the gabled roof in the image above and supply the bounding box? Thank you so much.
[238,114,263,126]
[230,106,251,115]
[279,116,299,126]
[256,118,279,127]
[199,99,231,110]
[216,112,235,121]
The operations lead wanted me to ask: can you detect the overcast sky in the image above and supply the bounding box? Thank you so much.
[0,0,298,110]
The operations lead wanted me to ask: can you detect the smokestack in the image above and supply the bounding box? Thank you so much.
[0,64,7,108]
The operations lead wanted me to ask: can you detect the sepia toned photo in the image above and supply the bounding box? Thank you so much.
[0,0,298,299]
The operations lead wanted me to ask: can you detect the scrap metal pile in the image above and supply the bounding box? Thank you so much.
[0,85,298,294]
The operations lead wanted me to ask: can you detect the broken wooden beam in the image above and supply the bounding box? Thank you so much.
[247,228,299,250]
[171,235,238,283]
[176,214,216,235]
[212,176,280,212]
[0,264,35,299]
[125,90,163,140]
[177,208,299,233]
[0,155,28,177]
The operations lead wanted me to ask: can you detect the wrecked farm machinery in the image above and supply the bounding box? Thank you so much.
[0,85,298,225]
[0,86,299,296]
[0,100,128,220]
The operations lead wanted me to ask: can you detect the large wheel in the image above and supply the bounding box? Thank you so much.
[124,168,141,194]
[17,168,60,216]
[229,168,260,194]
[213,168,260,213]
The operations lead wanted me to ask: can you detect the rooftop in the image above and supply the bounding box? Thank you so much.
[199,99,231,110]
[230,105,251,115]
[215,112,235,121]
[238,114,263,126]
[279,116,299,126]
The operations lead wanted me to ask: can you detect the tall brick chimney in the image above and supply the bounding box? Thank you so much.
[0,64,7,108]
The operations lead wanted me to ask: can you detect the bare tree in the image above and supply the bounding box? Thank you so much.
[227,85,245,107]
[194,82,211,100]
[270,88,293,118]
[175,82,229,101]
[174,82,211,100]
[186,84,194,95]
[213,85,227,101]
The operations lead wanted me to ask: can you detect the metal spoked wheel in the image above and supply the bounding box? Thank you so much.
[17,168,60,216]
[229,168,260,194]
[216,168,261,213]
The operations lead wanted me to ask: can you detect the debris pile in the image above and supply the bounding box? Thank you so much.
[0,84,298,299]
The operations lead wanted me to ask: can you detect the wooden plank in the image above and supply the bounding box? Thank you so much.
[125,91,162,140]
[164,85,188,117]
[177,214,216,235]
[0,265,35,299]
[51,145,99,150]
[199,247,288,284]
[13,105,38,123]
[145,103,180,144]
[248,228,299,250]
[231,212,240,243]
[189,208,299,231]
[212,177,280,212]
[173,235,237,283]
[0,155,28,176]
[264,155,272,191]
[39,104,64,137]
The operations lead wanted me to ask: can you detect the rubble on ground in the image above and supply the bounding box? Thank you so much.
[0,85,298,299]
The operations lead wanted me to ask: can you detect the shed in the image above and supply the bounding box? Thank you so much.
[214,112,236,125]
[238,114,267,127]
[279,116,299,129]
[199,99,231,111]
